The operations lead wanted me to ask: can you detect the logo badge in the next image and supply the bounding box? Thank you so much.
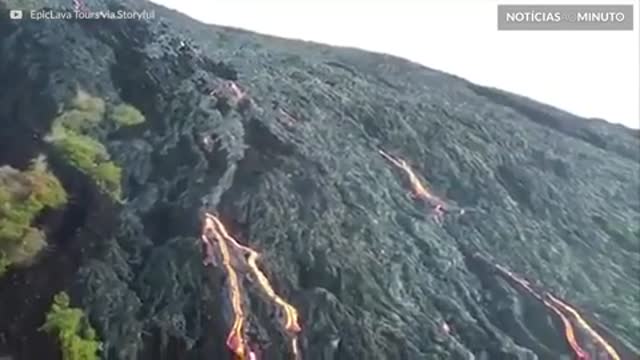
[9,10,23,19]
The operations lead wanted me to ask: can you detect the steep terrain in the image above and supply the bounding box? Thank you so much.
[0,1,638,359]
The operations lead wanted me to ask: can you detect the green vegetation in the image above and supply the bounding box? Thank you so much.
[53,90,106,132]
[46,90,143,201]
[41,292,102,360]
[71,90,106,114]
[0,156,67,276]
[109,104,145,127]
[48,130,122,200]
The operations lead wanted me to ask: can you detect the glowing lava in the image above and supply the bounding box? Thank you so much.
[202,216,248,359]
[488,257,621,360]
[379,149,455,223]
[544,299,590,360]
[378,149,434,200]
[492,263,590,358]
[547,294,621,360]
[204,213,302,359]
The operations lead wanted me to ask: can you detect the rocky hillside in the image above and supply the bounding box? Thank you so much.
[0,1,638,359]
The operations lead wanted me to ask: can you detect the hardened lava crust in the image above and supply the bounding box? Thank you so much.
[0,1,638,359]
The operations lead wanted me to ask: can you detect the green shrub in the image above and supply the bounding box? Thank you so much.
[47,91,123,200]
[0,156,68,274]
[109,104,145,127]
[49,132,108,171]
[71,90,106,116]
[7,227,46,265]
[29,155,68,208]
[93,162,122,200]
[54,110,103,133]
[48,130,121,200]
[52,90,106,133]
[45,91,144,201]
[41,292,101,360]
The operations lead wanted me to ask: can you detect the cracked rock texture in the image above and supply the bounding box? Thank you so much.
[0,1,638,359]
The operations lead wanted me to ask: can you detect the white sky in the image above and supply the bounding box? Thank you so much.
[150,0,639,129]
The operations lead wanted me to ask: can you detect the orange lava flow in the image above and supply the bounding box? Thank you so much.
[208,214,302,334]
[493,263,590,359]
[543,299,590,360]
[247,252,303,333]
[202,216,248,359]
[547,294,621,360]
[495,260,621,360]
[206,213,302,357]
[378,149,434,200]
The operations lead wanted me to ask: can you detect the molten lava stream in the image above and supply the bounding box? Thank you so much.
[206,214,303,357]
[544,299,590,360]
[493,263,591,359]
[379,149,432,200]
[203,216,248,359]
[501,263,620,360]
[547,294,621,360]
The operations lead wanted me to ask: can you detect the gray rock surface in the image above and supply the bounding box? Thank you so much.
[0,1,638,359]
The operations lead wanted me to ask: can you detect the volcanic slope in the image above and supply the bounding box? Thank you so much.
[0,1,638,359]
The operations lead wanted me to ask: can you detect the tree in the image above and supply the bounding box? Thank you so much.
[40,292,102,360]
[0,157,67,276]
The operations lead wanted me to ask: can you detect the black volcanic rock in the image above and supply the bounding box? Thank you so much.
[0,1,638,359]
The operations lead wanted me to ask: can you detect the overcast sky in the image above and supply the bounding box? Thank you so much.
[150,0,639,129]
